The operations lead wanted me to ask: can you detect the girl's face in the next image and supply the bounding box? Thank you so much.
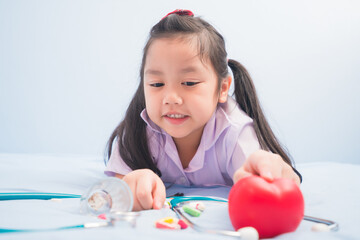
[143,37,230,143]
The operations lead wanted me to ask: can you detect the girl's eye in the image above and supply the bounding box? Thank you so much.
[182,82,199,86]
[150,83,164,87]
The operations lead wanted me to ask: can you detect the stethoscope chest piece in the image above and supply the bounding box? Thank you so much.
[80,177,133,215]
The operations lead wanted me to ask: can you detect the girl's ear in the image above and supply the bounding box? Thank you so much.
[219,76,232,103]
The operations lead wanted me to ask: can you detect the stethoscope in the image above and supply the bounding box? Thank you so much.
[0,192,139,233]
[0,192,339,238]
[169,196,339,239]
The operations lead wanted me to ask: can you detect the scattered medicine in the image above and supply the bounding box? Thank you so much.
[155,217,188,230]
[189,201,205,211]
[183,205,201,217]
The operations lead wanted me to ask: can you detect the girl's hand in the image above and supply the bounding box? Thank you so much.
[233,150,301,186]
[119,169,166,211]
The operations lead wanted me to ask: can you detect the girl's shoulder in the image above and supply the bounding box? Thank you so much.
[203,98,254,151]
[217,97,254,129]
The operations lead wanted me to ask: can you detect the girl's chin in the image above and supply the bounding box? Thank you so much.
[164,130,189,139]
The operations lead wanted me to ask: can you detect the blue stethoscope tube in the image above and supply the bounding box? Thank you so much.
[0,192,139,234]
[0,192,107,234]
[0,193,339,235]
[0,192,81,201]
[0,192,85,233]
[0,224,85,233]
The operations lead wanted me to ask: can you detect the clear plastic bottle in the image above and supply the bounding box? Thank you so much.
[80,177,133,215]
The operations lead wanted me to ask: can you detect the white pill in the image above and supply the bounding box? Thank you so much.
[189,201,205,211]
[311,223,331,232]
[237,226,259,240]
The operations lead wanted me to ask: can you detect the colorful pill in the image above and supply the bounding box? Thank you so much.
[177,219,188,229]
[155,221,180,230]
[183,205,201,217]
[155,217,181,230]
[189,201,205,211]
[155,217,189,230]
[161,217,175,224]
[163,201,171,209]
[97,213,107,220]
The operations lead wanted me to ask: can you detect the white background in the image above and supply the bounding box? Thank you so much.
[1,0,359,164]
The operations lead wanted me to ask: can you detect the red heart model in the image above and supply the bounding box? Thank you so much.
[228,175,304,239]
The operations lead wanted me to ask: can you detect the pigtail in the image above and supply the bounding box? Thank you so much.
[105,83,161,177]
[228,59,292,166]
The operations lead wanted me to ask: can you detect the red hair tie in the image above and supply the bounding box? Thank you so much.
[162,9,194,20]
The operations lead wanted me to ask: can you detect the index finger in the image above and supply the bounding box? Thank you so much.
[152,177,166,209]
[245,151,282,181]
[136,176,155,210]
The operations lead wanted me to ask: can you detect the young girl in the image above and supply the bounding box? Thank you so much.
[105,10,302,211]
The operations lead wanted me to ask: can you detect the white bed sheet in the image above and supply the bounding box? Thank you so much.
[0,153,359,240]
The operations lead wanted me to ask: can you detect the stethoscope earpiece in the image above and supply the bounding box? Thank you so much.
[237,226,259,240]
[311,223,332,232]
[304,215,339,232]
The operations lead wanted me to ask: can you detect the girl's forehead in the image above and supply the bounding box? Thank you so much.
[149,37,198,54]
[146,36,212,69]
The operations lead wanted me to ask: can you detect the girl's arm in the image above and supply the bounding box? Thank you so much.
[233,150,301,186]
[114,169,166,211]
[107,141,165,211]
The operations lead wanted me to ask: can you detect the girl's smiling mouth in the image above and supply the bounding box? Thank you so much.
[166,114,186,118]
[163,113,189,124]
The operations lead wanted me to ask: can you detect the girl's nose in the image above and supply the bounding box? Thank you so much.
[163,89,183,105]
